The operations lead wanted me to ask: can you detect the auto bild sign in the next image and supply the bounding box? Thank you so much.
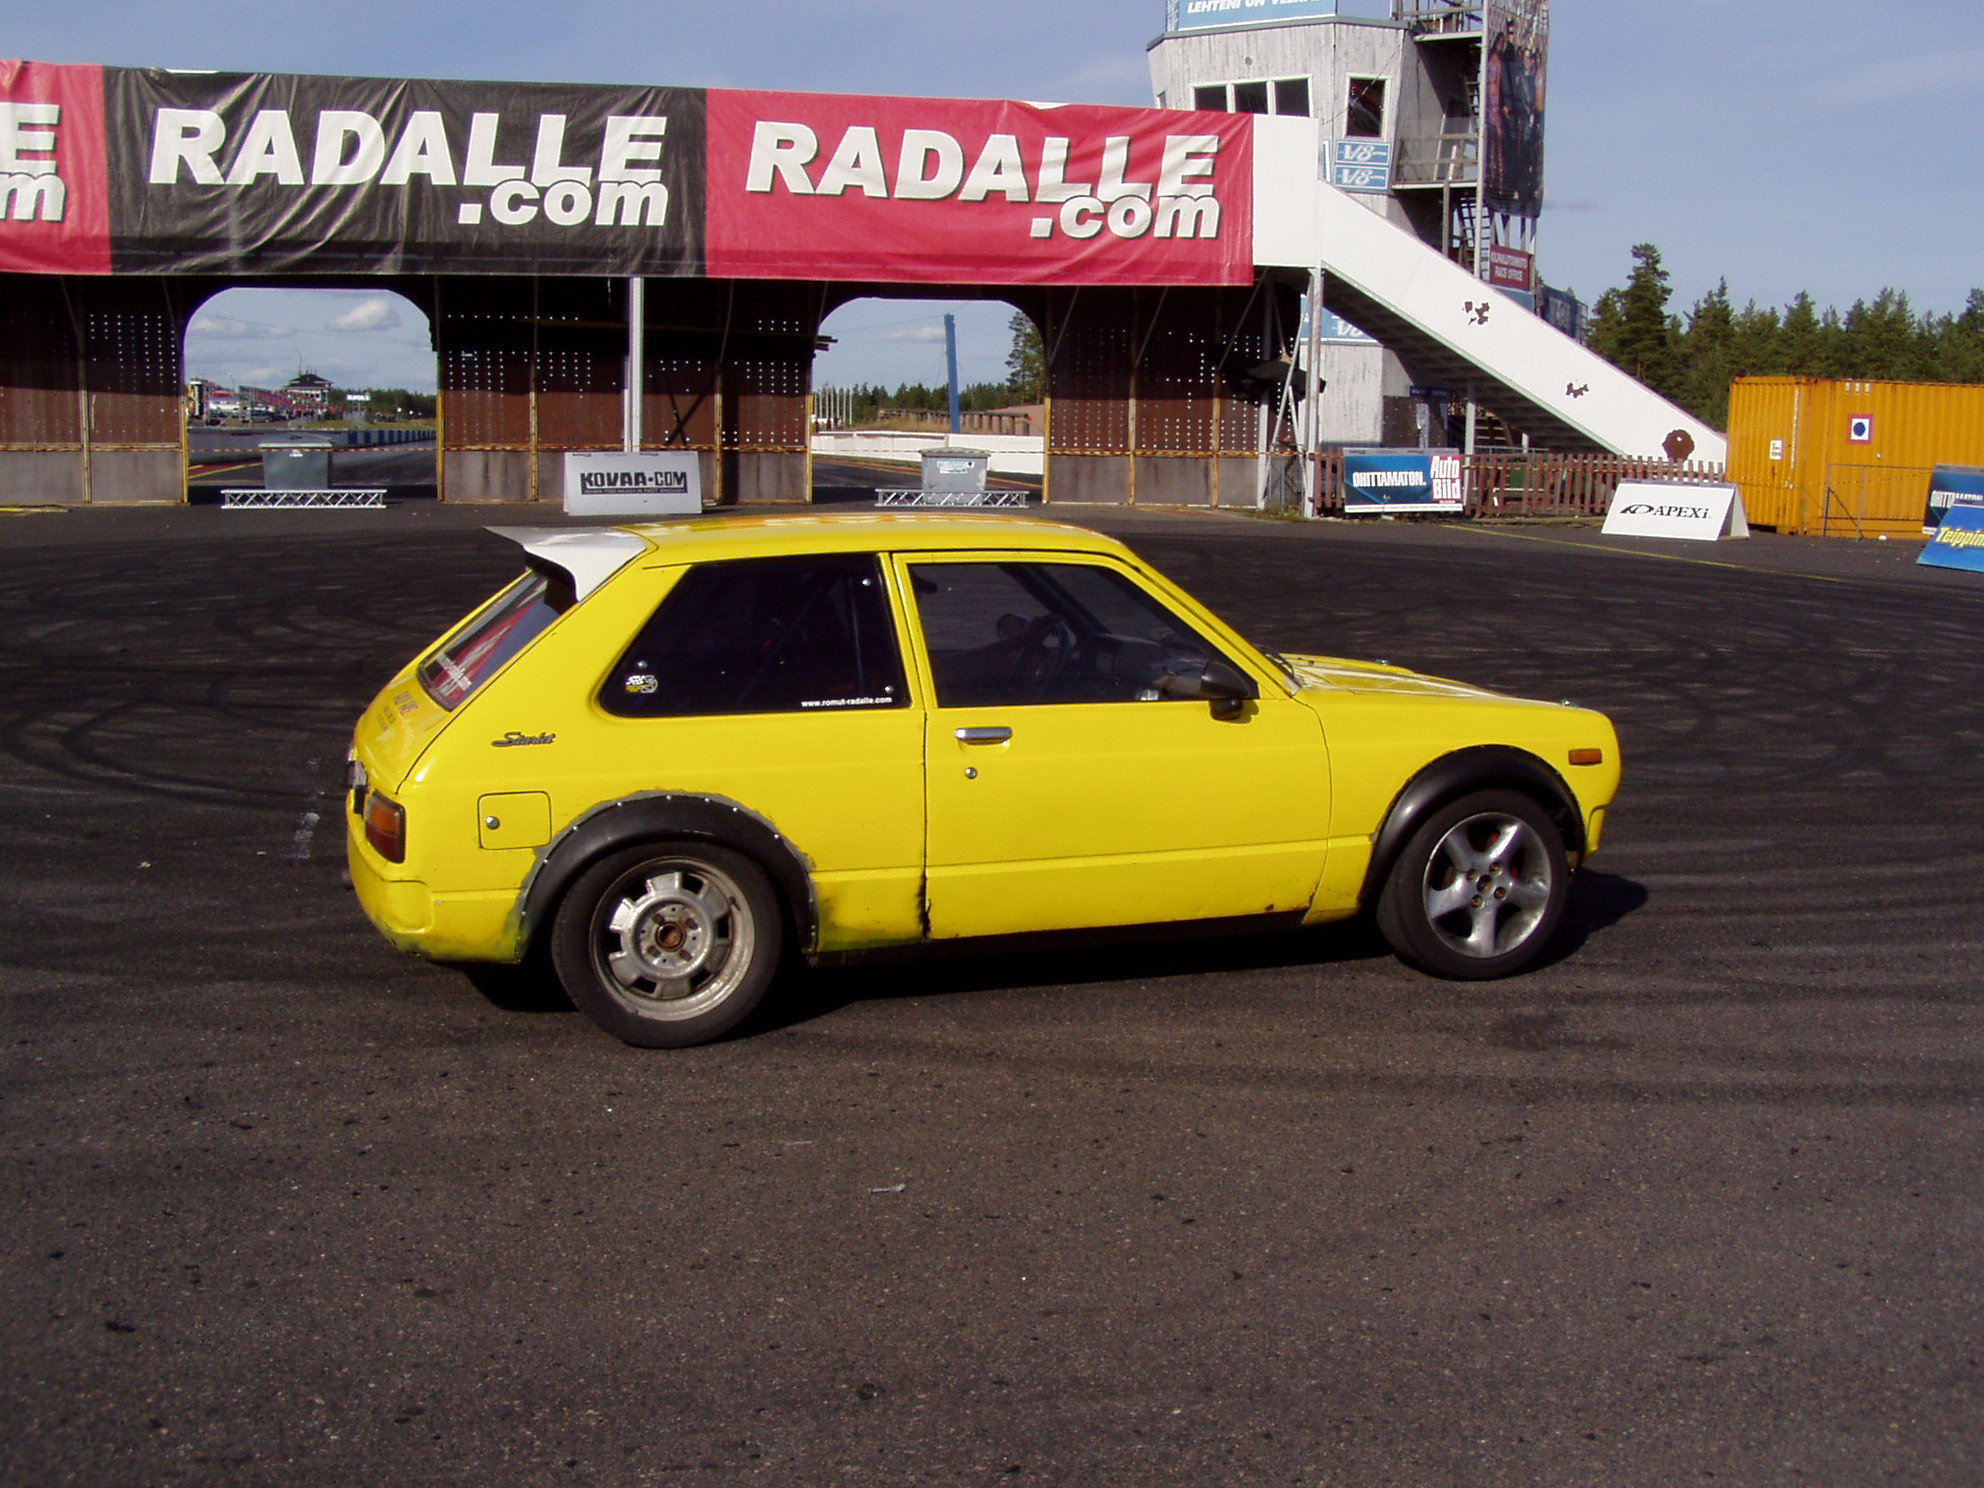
[1341,450,1465,515]
[0,61,1253,286]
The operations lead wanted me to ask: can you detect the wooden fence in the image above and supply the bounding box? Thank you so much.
[1309,449,1728,518]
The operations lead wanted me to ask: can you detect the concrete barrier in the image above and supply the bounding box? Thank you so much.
[811,430,1043,478]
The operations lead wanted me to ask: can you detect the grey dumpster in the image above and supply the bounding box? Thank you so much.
[259,436,334,491]
[920,447,990,495]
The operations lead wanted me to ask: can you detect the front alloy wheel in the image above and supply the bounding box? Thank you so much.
[551,842,783,1047]
[1376,789,1569,980]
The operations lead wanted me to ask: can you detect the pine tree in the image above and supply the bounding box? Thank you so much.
[1589,244,1679,398]
[1780,293,1824,376]
[1005,310,1045,403]
[1678,280,1736,426]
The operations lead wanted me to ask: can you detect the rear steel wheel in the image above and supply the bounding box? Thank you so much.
[551,843,782,1047]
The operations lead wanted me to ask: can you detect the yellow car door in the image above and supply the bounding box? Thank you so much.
[897,552,1331,939]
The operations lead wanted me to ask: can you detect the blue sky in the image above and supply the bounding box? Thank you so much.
[17,0,1979,392]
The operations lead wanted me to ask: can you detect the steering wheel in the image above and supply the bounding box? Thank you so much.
[1006,614,1076,697]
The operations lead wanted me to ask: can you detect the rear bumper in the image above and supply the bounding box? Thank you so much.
[347,830,522,962]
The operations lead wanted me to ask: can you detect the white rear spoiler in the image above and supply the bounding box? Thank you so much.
[486,526,650,600]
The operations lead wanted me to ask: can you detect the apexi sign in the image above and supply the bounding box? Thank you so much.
[1601,480,1750,541]
[0,61,1253,285]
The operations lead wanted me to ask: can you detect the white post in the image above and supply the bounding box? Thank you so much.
[624,276,645,453]
[1301,267,1324,518]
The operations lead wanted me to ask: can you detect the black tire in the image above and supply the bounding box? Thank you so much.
[550,841,784,1048]
[1374,788,1569,980]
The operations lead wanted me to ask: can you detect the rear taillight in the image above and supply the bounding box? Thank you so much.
[364,792,406,863]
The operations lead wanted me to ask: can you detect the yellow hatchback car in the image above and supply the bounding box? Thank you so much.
[347,514,1620,1047]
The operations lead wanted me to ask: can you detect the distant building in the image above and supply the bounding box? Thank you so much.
[282,371,333,411]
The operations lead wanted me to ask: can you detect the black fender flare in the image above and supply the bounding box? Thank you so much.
[1361,746,1585,906]
[514,793,818,956]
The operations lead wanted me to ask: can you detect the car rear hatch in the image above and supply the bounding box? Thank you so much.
[351,526,651,796]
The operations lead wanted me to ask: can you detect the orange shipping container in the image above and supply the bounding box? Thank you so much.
[1726,376,1984,537]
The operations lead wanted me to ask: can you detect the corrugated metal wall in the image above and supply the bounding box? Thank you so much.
[1729,376,1984,537]
[1040,282,1292,506]
[0,276,185,504]
[1,270,1295,506]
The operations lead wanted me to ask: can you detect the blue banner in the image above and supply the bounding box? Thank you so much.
[1169,0,1340,32]
[1324,139,1391,192]
[1918,503,1984,573]
[1342,449,1465,515]
[1923,464,1984,533]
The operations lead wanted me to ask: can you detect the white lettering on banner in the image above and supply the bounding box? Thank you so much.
[817,126,887,197]
[464,113,526,186]
[381,112,457,185]
[226,110,305,186]
[746,121,817,193]
[741,120,1224,243]
[312,111,387,185]
[143,107,675,233]
[1350,470,1424,489]
[531,116,591,186]
[895,129,965,200]
[595,180,669,225]
[599,117,667,182]
[1,102,68,222]
[0,172,65,221]
[1096,138,1150,202]
[959,134,1028,202]
[150,109,226,185]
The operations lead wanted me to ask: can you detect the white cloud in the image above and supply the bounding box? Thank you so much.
[878,326,948,344]
[189,315,294,340]
[326,297,403,333]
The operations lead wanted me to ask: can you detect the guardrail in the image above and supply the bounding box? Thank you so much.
[188,427,435,457]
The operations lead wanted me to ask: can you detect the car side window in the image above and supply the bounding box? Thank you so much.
[602,554,907,717]
[909,560,1234,708]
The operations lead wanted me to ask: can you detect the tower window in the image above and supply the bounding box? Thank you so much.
[1347,77,1387,138]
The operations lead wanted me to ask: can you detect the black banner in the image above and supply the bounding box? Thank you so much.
[102,69,707,276]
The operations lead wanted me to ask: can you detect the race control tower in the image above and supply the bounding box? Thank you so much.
[1150,0,1562,448]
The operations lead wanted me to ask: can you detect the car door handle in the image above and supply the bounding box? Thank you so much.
[954,726,1013,744]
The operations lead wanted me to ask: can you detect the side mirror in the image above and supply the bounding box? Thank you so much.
[1157,658,1258,719]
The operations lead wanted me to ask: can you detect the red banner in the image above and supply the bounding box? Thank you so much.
[0,64,1259,287]
[0,60,111,275]
[705,90,1252,286]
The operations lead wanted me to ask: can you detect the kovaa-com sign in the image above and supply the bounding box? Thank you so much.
[0,62,1254,287]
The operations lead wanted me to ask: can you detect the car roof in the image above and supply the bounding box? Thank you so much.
[493,512,1140,599]
[619,511,1133,563]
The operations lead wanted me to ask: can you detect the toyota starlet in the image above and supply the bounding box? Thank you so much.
[347,514,1620,1047]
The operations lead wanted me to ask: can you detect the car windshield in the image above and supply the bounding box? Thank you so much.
[417,570,568,710]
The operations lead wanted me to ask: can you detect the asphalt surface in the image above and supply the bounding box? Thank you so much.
[3,496,1982,1487]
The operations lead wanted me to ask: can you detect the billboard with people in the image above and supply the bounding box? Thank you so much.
[1481,0,1547,218]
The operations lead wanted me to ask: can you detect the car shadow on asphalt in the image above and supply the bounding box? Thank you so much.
[452,868,1650,1038]
[1533,869,1649,970]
